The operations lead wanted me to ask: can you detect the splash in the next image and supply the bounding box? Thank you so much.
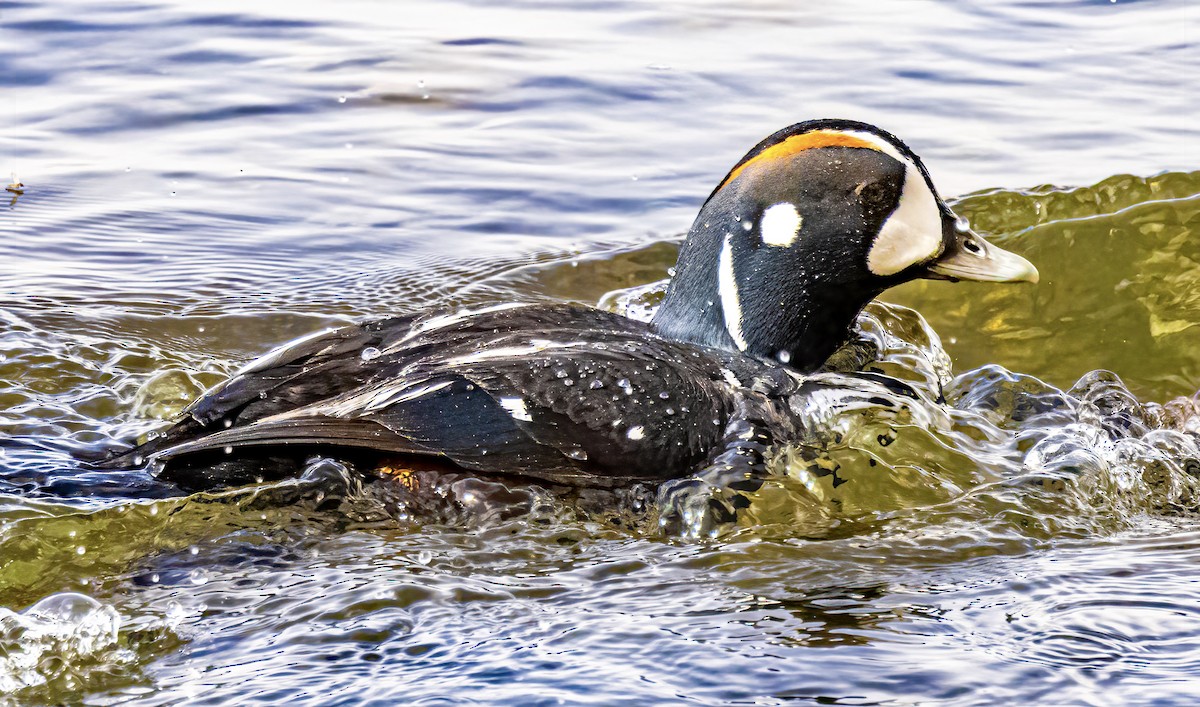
[0,593,123,694]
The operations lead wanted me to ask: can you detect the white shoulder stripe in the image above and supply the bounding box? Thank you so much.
[384,302,534,353]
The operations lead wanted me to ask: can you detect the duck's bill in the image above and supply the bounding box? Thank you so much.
[922,223,1039,284]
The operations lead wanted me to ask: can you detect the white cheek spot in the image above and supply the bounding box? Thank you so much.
[759,202,803,247]
[718,233,748,351]
[866,166,943,276]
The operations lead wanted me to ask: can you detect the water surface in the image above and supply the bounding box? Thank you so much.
[3,0,1200,704]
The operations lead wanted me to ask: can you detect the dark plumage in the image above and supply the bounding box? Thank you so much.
[92,119,1038,495]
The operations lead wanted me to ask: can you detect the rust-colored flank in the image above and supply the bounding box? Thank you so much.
[718,130,880,190]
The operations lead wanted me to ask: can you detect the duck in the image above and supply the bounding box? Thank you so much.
[92,119,1038,502]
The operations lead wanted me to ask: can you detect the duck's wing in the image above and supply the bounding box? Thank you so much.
[90,314,420,470]
[98,304,741,489]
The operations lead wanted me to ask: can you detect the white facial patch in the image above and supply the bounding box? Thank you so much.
[759,203,803,247]
[717,233,749,351]
[866,167,943,276]
[837,129,944,276]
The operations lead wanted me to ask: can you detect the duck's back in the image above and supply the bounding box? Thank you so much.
[101,303,747,490]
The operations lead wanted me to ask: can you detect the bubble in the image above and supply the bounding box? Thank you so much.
[361,347,382,362]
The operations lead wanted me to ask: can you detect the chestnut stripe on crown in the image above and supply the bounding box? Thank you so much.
[718,130,881,191]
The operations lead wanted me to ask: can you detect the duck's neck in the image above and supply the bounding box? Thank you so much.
[650,200,884,371]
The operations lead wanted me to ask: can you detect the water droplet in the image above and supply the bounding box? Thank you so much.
[955,215,970,232]
[617,378,631,389]
[75,546,86,555]
[197,325,206,333]
[626,425,646,441]
[555,369,568,379]
[416,550,432,565]
[563,378,575,386]
[776,350,792,364]
[589,380,604,389]
[223,418,233,428]
[150,573,160,583]
[189,569,208,585]
[658,391,670,399]
[337,95,347,103]
[665,407,675,416]
[566,448,588,461]
[223,446,233,455]
[189,546,199,556]
[742,220,753,231]
[361,346,382,362]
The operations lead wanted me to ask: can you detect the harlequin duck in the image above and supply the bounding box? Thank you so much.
[93,119,1037,497]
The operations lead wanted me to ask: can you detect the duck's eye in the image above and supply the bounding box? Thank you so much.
[855,180,891,216]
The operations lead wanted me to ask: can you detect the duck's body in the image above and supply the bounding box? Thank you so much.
[110,302,801,491]
[94,119,1037,496]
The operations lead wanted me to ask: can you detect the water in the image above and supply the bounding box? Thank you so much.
[3,0,1200,703]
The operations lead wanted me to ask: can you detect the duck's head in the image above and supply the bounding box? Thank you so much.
[651,118,1038,370]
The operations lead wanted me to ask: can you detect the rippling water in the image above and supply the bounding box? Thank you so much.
[4,0,1200,704]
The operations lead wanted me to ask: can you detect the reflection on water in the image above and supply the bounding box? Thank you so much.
[3,0,1200,704]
